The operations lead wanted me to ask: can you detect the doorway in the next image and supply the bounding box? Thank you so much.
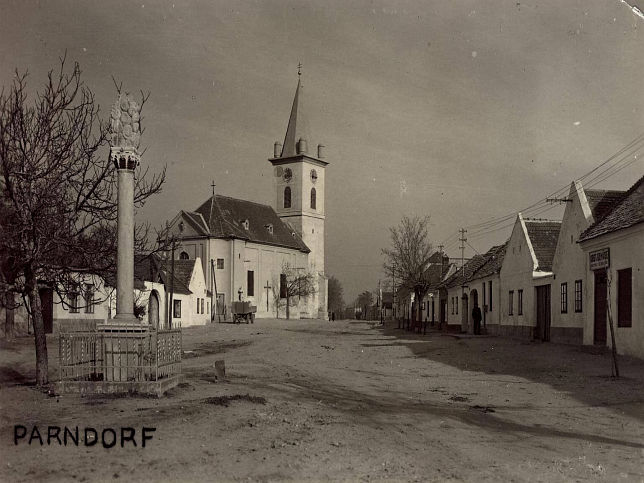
[593,270,607,345]
[535,284,551,341]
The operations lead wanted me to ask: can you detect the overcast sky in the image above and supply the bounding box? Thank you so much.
[2,0,643,301]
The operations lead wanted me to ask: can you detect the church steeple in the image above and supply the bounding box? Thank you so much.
[281,74,309,158]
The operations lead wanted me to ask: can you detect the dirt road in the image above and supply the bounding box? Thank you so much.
[1,319,643,482]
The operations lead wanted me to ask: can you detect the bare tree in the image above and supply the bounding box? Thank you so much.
[382,216,434,327]
[0,56,166,386]
[327,275,345,318]
[278,262,317,320]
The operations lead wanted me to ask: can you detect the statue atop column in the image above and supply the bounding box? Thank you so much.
[109,93,142,169]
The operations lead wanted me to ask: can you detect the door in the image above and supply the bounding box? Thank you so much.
[39,288,53,334]
[535,285,551,341]
[594,270,607,345]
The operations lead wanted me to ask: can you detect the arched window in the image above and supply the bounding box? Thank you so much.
[284,187,291,208]
[310,188,317,210]
[179,251,189,260]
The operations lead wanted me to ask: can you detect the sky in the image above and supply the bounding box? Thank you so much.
[1,0,643,302]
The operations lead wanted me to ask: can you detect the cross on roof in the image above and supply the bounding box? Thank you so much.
[297,62,302,76]
[211,180,216,196]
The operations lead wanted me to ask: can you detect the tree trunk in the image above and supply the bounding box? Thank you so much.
[27,273,48,386]
[4,291,15,341]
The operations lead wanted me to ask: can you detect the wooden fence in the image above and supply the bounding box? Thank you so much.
[59,328,182,383]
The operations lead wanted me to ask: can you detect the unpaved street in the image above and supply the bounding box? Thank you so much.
[1,319,643,482]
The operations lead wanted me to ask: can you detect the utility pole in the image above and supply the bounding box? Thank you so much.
[438,244,444,279]
[459,229,467,326]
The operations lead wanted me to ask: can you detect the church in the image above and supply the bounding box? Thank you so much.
[166,73,328,320]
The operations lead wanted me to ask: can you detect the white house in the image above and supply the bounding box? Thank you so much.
[442,245,505,334]
[549,181,626,344]
[498,214,561,340]
[578,175,644,359]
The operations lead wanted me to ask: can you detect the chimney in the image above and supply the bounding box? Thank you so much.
[317,144,325,159]
[273,141,282,158]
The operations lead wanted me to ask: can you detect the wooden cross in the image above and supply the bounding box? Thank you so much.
[211,180,216,196]
[297,62,302,76]
[264,281,272,312]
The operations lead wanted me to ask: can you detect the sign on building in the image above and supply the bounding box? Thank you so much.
[589,248,610,271]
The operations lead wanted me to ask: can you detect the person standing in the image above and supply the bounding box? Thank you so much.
[472,304,482,335]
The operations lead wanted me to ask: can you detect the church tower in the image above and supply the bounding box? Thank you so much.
[269,69,328,318]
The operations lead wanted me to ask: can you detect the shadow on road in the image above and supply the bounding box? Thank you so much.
[374,321,644,424]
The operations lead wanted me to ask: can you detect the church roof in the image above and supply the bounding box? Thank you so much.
[281,77,310,158]
[193,195,310,253]
[579,175,644,242]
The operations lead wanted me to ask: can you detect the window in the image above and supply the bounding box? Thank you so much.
[247,270,255,297]
[517,289,523,315]
[179,251,189,260]
[455,297,458,315]
[560,282,568,313]
[310,188,317,210]
[280,273,287,299]
[173,299,182,319]
[451,297,454,315]
[574,280,582,313]
[284,187,291,209]
[488,281,493,311]
[216,258,224,269]
[617,268,632,327]
[201,298,204,315]
[508,290,514,315]
[69,284,80,313]
[84,284,95,314]
[196,298,200,314]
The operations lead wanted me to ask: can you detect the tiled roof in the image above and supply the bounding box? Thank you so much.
[134,255,193,295]
[441,243,507,288]
[193,195,310,253]
[524,220,561,271]
[579,175,644,242]
[584,189,626,224]
[442,254,488,289]
[470,243,507,280]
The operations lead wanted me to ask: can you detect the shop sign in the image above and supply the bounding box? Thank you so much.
[589,248,610,270]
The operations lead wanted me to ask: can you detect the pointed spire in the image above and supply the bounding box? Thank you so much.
[280,66,310,158]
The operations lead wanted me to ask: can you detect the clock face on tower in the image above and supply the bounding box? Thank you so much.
[283,167,293,182]
[310,169,318,183]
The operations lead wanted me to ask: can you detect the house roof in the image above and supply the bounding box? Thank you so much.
[191,195,310,253]
[134,254,193,295]
[579,175,644,242]
[470,243,507,280]
[524,220,561,272]
[584,189,626,224]
[441,243,507,289]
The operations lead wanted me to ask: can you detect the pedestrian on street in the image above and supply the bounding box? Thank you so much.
[472,304,482,335]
